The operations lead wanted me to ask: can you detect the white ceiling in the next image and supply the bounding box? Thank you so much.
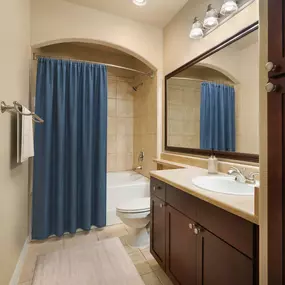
[63,0,188,28]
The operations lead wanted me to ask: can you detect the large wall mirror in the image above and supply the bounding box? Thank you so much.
[165,22,259,162]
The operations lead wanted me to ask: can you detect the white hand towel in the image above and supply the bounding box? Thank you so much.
[21,105,34,162]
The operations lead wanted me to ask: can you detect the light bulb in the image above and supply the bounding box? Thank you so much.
[203,4,219,28]
[189,17,204,39]
[133,0,147,6]
[220,0,238,15]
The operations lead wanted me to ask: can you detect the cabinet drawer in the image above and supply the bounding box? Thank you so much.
[196,199,256,258]
[151,178,166,200]
[166,185,197,221]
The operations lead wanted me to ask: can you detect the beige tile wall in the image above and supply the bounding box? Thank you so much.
[107,75,135,172]
[133,75,158,178]
[167,79,201,148]
[33,43,156,173]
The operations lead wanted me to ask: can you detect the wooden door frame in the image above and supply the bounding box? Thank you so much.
[267,0,285,284]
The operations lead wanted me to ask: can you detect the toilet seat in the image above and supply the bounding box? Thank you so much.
[116,197,150,213]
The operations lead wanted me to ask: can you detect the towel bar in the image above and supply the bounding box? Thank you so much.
[1,101,44,124]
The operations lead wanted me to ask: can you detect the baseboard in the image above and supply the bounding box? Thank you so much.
[9,237,29,285]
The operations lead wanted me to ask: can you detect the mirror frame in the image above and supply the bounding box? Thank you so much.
[165,21,259,163]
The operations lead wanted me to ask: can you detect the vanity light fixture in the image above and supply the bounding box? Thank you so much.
[220,0,238,15]
[189,0,255,40]
[133,0,147,6]
[189,17,204,39]
[203,4,219,28]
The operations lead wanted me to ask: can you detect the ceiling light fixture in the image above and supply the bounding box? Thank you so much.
[133,0,147,6]
[203,4,219,28]
[220,0,238,15]
[189,17,204,39]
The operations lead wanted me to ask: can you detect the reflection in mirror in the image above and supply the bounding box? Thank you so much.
[166,28,259,156]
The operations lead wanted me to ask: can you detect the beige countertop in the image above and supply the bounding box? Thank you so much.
[150,167,258,225]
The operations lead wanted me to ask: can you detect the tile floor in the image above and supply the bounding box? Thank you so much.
[18,224,173,285]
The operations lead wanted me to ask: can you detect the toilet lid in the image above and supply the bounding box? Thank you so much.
[117,197,150,213]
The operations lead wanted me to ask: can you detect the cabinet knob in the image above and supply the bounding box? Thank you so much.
[194,227,201,235]
[153,186,156,191]
[265,62,277,72]
[159,203,164,208]
[265,82,277,93]
[189,223,193,230]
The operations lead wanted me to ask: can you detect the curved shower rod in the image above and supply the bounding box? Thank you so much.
[33,54,154,78]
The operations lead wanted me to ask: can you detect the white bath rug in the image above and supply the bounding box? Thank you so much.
[32,237,144,285]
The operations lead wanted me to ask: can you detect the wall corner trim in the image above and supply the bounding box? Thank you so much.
[9,238,29,285]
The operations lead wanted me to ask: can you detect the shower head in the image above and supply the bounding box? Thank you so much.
[132,82,143,92]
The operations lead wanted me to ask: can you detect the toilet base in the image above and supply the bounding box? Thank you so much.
[126,226,150,248]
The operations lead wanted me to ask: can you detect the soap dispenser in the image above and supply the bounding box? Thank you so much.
[208,150,218,174]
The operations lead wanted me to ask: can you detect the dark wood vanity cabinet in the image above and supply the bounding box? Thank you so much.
[166,206,197,285]
[150,177,259,285]
[198,230,253,285]
[150,195,166,269]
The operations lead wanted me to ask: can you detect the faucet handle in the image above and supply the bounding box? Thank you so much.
[248,172,259,179]
[229,166,240,173]
[245,172,259,185]
[229,166,246,174]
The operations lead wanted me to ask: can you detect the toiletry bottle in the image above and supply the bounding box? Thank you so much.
[208,150,218,174]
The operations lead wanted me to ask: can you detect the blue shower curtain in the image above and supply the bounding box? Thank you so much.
[200,82,235,151]
[32,58,107,240]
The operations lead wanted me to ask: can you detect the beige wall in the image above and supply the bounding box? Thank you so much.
[133,75,158,178]
[0,0,31,284]
[31,0,163,164]
[31,0,163,71]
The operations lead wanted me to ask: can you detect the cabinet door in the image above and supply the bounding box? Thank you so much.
[166,205,197,285]
[268,0,285,76]
[198,229,253,285]
[150,195,166,269]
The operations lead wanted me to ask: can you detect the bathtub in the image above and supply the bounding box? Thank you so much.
[107,171,150,225]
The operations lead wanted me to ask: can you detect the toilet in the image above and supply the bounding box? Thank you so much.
[116,197,150,248]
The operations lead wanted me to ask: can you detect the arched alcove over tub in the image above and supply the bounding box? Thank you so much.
[30,39,159,228]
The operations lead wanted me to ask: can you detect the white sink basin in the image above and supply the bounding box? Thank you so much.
[192,176,255,196]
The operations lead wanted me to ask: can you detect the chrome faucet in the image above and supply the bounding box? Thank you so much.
[133,166,143,171]
[133,150,144,171]
[227,166,259,185]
